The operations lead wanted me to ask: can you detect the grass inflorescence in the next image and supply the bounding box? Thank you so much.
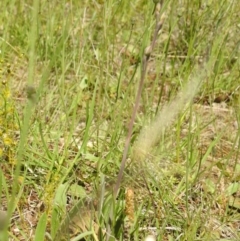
[0,62,18,165]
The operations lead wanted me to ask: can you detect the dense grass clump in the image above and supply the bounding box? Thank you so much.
[0,0,240,240]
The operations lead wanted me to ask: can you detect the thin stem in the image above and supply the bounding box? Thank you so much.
[114,1,165,198]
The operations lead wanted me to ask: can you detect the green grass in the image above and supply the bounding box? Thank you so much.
[0,0,240,240]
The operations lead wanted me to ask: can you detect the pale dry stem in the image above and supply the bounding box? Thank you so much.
[114,1,165,198]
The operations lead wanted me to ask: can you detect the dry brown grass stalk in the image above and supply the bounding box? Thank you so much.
[114,0,165,198]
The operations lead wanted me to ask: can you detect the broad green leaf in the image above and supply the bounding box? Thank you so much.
[68,183,86,198]
[225,182,240,196]
[34,212,47,241]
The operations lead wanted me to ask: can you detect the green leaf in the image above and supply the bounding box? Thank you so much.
[68,183,86,198]
[54,183,69,209]
[51,182,69,238]
[225,182,240,196]
[51,207,59,239]
[71,231,93,241]
[203,178,216,194]
[80,76,88,90]
[34,212,47,241]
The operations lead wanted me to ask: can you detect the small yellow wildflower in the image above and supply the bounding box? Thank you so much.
[3,133,13,147]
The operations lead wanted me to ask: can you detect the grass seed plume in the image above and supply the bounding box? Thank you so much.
[133,70,204,162]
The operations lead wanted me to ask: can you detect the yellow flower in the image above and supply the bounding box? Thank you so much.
[3,133,13,146]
